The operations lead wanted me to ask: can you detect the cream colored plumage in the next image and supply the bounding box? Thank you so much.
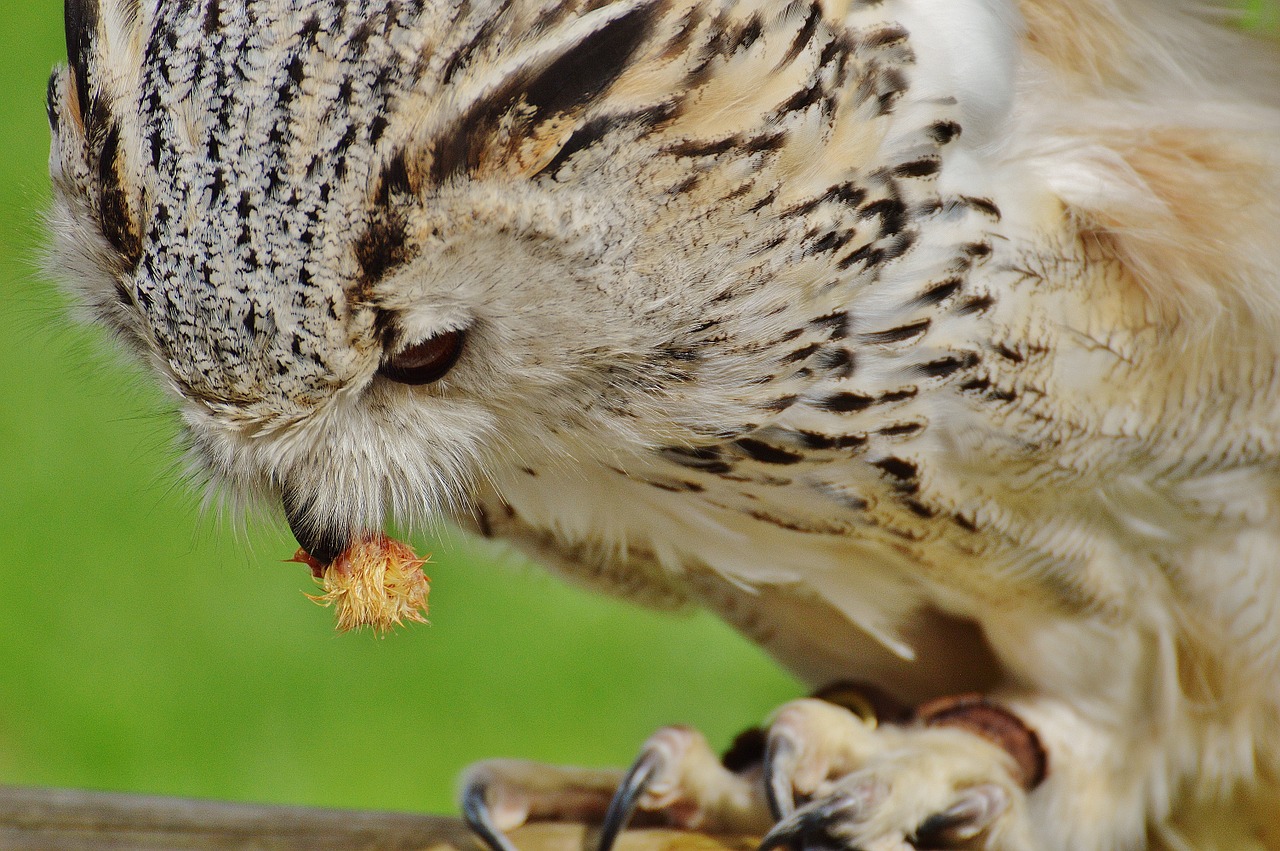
[46,0,1280,847]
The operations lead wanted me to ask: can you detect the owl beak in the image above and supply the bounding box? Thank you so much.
[281,488,350,567]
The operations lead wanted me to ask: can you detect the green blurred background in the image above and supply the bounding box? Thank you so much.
[2,0,1276,821]
[0,0,800,814]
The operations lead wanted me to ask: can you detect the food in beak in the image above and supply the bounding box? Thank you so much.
[289,533,431,634]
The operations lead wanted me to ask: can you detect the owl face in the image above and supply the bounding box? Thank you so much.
[48,0,932,556]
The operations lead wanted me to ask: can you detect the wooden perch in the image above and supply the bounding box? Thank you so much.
[0,786,759,851]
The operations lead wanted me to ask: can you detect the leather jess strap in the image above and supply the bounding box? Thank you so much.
[718,683,1049,792]
[914,693,1048,790]
[812,683,1048,791]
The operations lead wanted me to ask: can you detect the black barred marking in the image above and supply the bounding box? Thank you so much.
[735,438,803,465]
[901,497,936,518]
[810,311,850,339]
[542,116,616,172]
[964,379,1018,402]
[777,78,828,116]
[665,135,739,159]
[991,386,1018,402]
[816,29,845,67]
[917,352,979,379]
[874,456,918,481]
[796,431,867,451]
[747,509,844,535]
[928,120,962,145]
[956,294,995,315]
[284,48,306,89]
[742,130,788,155]
[863,24,909,48]
[546,103,677,175]
[662,445,734,475]
[860,319,930,345]
[375,150,414,205]
[203,0,221,35]
[778,2,823,69]
[880,388,918,404]
[354,214,409,285]
[65,0,98,125]
[878,422,923,437]
[209,168,226,204]
[892,157,941,179]
[347,18,377,57]
[994,343,1024,362]
[431,1,656,183]
[809,229,855,255]
[783,342,822,363]
[860,197,907,236]
[814,347,854,377]
[784,183,869,218]
[916,278,962,306]
[646,478,708,493]
[659,344,700,362]
[732,14,764,50]
[832,493,870,512]
[45,71,61,133]
[963,241,992,258]
[959,196,1001,219]
[441,0,515,84]
[668,173,702,195]
[760,394,799,412]
[97,123,142,265]
[757,234,786,254]
[749,189,779,213]
[818,392,874,413]
[953,513,979,532]
[913,197,944,218]
[876,67,908,114]
[722,180,758,203]
[817,386,919,413]
[838,242,882,271]
[299,10,323,40]
[520,4,657,122]
[96,119,120,189]
[661,6,704,60]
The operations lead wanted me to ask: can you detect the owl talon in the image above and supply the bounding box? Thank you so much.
[759,781,1007,851]
[596,747,663,851]
[461,776,523,851]
[911,785,1010,847]
[757,791,874,851]
[763,732,798,820]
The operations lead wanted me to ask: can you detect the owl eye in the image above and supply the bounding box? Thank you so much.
[379,330,465,385]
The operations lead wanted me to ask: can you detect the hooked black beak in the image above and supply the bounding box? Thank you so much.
[281,487,350,566]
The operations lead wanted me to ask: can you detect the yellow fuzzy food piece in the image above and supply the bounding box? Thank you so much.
[293,534,431,634]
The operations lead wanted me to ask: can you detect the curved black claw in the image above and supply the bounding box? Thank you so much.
[595,748,662,851]
[461,778,522,851]
[763,732,798,821]
[912,785,1009,847]
[757,795,857,851]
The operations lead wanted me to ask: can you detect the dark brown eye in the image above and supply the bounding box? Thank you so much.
[379,330,465,385]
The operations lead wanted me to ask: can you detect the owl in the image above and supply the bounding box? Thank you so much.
[45,0,1280,847]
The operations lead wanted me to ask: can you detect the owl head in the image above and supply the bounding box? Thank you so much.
[48,0,975,558]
